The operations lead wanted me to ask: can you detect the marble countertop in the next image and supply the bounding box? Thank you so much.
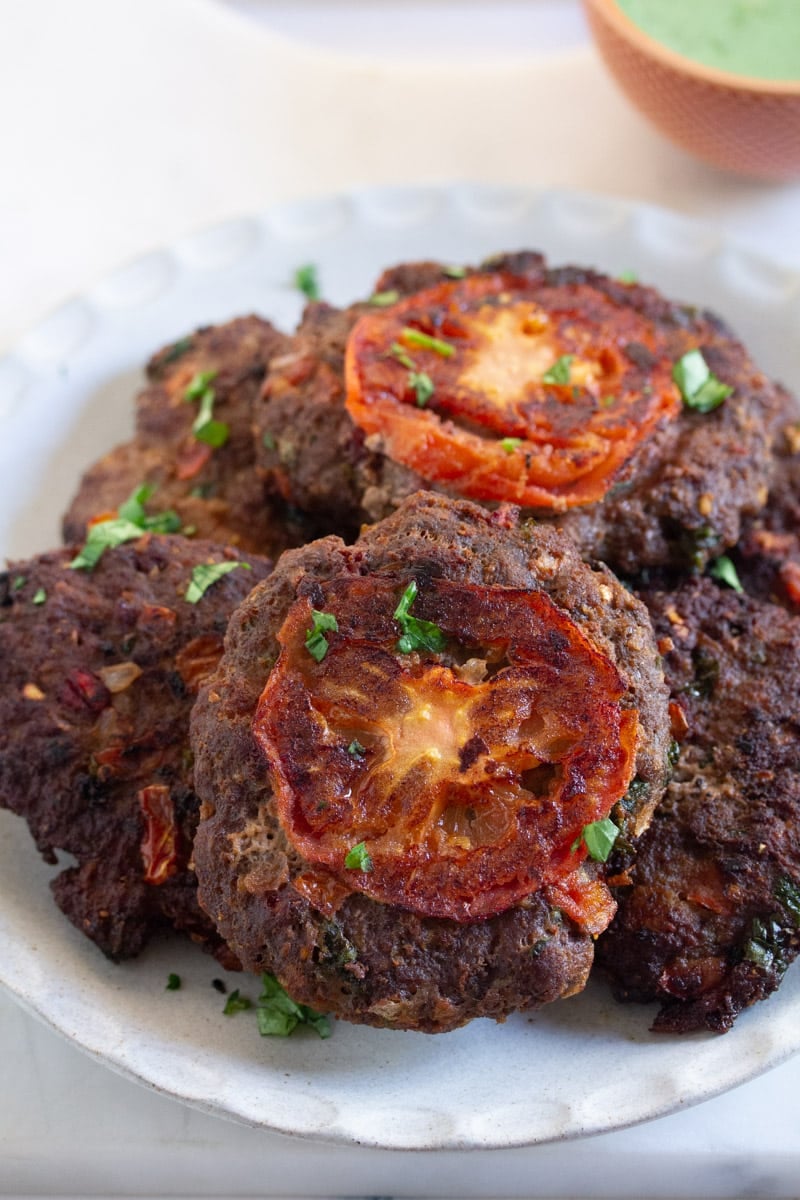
[2,1,800,1195]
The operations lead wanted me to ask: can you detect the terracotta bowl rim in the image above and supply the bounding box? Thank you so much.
[585,0,800,97]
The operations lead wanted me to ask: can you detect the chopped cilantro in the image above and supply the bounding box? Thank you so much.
[32,587,46,605]
[776,876,800,927]
[668,739,681,768]
[347,739,366,758]
[161,336,193,365]
[393,580,446,655]
[192,387,230,448]
[443,264,467,279]
[70,518,148,571]
[11,575,26,592]
[223,988,253,1015]
[500,437,522,454]
[409,370,434,407]
[166,973,181,991]
[617,270,638,284]
[369,289,400,307]
[344,841,373,872]
[262,431,276,451]
[256,973,331,1039]
[709,555,744,594]
[184,370,218,403]
[571,817,619,862]
[293,263,320,301]
[542,355,574,385]
[673,349,733,413]
[185,560,251,604]
[401,327,455,358]
[117,483,181,534]
[390,341,415,370]
[305,608,339,662]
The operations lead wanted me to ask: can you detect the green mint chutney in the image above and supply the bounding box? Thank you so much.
[616,0,800,82]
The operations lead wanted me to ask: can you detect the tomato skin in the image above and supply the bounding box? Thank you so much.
[253,574,638,926]
[139,784,179,885]
[345,273,681,510]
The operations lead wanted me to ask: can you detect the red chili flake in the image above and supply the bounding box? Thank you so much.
[175,439,213,481]
[61,668,111,713]
[139,785,179,885]
[780,561,800,608]
[175,634,225,692]
[668,699,690,742]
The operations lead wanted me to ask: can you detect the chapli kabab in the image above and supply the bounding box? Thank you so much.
[191,493,671,1032]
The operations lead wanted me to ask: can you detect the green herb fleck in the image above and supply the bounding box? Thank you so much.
[11,575,26,592]
[256,973,331,1039]
[401,327,455,358]
[409,370,434,407]
[443,264,467,279]
[305,608,339,663]
[390,341,415,370]
[393,580,446,655]
[32,587,46,605]
[344,841,373,872]
[293,264,320,301]
[117,483,181,534]
[620,778,649,812]
[617,270,638,284]
[571,816,619,862]
[70,519,148,571]
[166,973,181,991]
[542,355,574,385]
[185,561,251,604]
[223,988,252,1015]
[776,876,800,927]
[262,432,276,451]
[369,289,400,307]
[184,370,218,403]
[673,349,733,413]
[709,555,744,594]
[500,437,522,454]
[599,395,616,408]
[347,739,366,758]
[192,390,230,448]
[668,739,681,768]
[162,336,193,365]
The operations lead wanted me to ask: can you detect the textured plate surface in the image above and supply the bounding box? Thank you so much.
[1,184,799,1150]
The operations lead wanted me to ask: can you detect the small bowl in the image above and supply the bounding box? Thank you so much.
[583,0,800,181]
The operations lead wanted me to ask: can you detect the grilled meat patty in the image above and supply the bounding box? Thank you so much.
[0,535,270,963]
[63,316,305,558]
[191,492,670,1033]
[255,253,784,573]
[595,577,800,1033]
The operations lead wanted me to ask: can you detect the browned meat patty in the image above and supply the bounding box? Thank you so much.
[735,394,800,613]
[254,254,785,573]
[191,492,670,1033]
[63,317,305,558]
[595,577,800,1033]
[0,534,271,963]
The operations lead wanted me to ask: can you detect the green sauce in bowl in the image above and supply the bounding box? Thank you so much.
[617,0,800,81]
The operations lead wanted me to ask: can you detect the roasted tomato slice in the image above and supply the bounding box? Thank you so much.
[344,272,681,511]
[253,575,638,925]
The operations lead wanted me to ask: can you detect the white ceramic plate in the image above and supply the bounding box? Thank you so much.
[1,184,799,1151]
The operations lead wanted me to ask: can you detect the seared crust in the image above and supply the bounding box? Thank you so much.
[191,493,670,1032]
[595,577,800,1033]
[63,317,302,558]
[255,255,783,571]
[0,535,270,962]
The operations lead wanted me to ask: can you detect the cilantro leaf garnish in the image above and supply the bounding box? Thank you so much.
[369,289,400,307]
[223,988,252,1015]
[262,432,276,451]
[500,437,522,454]
[347,739,366,758]
[32,587,46,605]
[401,327,455,358]
[257,973,331,1039]
[161,336,193,365]
[542,355,574,385]
[390,341,415,370]
[166,973,181,991]
[184,370,218,403]
[11,575,26,592]
[393,580,446,655]
[293,263,320,301]
[409,370,434,408]
[185,560,251,604]
[709,555,744,594]
[617,270,638,284]
[305,608,339,662]
[673,349,733,413]
[571,817,619,862]
[442,264,467,279]
[184,370,229,448]
[117,483,181,534]
[344,841,373,872]
[70,519,148,571]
